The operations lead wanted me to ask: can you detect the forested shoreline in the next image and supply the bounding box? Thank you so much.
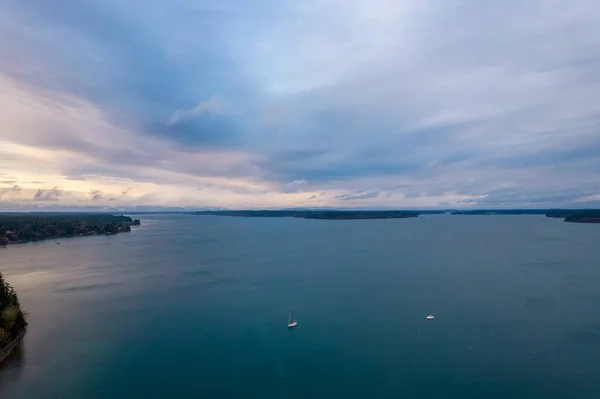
[0,273,27,348]
[0,214,141,245]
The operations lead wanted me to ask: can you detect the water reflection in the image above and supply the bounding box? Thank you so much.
[0,344,25,386]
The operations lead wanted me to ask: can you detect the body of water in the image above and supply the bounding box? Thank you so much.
[1,215,599,398]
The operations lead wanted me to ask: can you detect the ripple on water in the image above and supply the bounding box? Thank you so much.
[53,282,124,293]
[523,295,556,311]
[518,260,568,272]
[180,269,210,277]
[564,329,600,345]
[569,292,600,304]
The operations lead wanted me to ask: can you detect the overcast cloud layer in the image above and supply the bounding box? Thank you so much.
[1,0,600,210]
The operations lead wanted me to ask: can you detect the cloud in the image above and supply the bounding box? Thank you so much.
[282,179,308,193]
[1,0,599,209]
[573,193,600,203]
[335,191,381,201]
[167,95,221,126]
[89,189,104,201]
[32,186,63,201]
[262,105,292,135]
[0,185,21,200]
[146,113,239,148]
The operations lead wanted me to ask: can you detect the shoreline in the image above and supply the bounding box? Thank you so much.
[0,329,26,366]
[564,219,600,224]
[1,229,133,246]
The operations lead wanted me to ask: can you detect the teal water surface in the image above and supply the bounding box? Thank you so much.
[1,215,599,398]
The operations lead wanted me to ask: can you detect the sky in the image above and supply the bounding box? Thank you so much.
[1,0,600,210]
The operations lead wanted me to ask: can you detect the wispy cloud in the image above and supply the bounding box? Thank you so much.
[282,179,308,193]
[0,185,21,200]
[89,189,104,201]
[32,186,63,202]
[167,95,221,126]
[336,191,381,201]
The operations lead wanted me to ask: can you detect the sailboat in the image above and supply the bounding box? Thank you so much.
[288,312,298,328]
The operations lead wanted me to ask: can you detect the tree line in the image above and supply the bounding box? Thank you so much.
[0,214,140,245]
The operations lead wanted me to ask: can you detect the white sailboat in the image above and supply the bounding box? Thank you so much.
[426,314,435,320]
[288,312,298,328]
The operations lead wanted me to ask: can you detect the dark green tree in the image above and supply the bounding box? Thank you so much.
[0,273,27,345]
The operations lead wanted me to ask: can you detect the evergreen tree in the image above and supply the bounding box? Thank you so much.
[0,272,27,345]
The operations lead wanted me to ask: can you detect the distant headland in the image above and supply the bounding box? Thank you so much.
[0,214,141,245]
[450,209,600,223]
[190,210,435,220]
[557,210,600,223]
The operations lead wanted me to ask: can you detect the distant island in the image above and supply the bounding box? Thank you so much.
[0,272,27,364]
[0,214,141,245]
[451,209,549,215]
[191,210,426,220]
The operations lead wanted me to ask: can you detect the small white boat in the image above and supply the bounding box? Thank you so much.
[426,314,435,320]
[288,312,298,328]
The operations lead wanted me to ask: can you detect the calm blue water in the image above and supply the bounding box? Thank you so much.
[1,215,599,398]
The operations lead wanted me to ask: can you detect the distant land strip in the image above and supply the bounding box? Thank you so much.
[191,209,600,223]
[190,210,430,220]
